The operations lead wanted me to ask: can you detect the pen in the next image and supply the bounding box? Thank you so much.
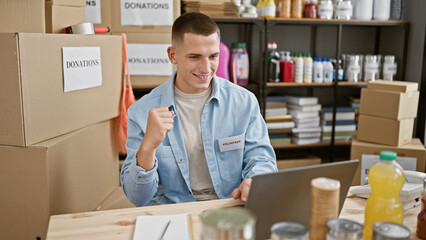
[158,220,171,240]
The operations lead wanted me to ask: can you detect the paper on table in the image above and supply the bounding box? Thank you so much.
[133,213,193,240]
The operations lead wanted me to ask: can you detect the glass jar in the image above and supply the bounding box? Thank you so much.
[326,218,362,240]
[291,0,303,18]
[303,0,317,18]
[270,222,308,240]
[318,0,334,19]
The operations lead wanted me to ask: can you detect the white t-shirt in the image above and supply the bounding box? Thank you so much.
[174,86,218,201]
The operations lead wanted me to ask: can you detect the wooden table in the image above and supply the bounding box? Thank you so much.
[47,192,422,239]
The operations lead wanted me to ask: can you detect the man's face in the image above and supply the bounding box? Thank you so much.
[167,32,220,94]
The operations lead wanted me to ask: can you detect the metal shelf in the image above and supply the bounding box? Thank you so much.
[337,81,368,87]
[266,82,334,87]
[267,18,408,27]
[272,140,351,149]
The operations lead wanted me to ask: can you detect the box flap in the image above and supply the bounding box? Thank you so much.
[46,0,86,7]
[0,33,26,146]
[367,80,419,92]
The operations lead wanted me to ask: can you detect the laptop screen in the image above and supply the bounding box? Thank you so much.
[245,160,359,240]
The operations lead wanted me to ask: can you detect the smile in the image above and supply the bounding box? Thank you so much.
[193,73,210,79]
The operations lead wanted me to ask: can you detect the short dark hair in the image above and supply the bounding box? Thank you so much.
[172,12,220,45]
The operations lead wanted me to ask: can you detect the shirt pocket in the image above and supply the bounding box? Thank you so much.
[215,133,245,182]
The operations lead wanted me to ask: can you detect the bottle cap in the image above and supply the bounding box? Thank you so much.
[380,151,397,161]
[233,42,246,48]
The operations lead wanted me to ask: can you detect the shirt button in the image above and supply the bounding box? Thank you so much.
[179,158,183,162]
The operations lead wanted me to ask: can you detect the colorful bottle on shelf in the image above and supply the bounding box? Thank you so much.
[313,57,324,83]
[279,51,294,82]
[231,42,250,86]
[216,40,230,80]
[318,0,334,19]
[303,53,313,83]
[293,53,304,83]
[323,58,334,83]
[268,41,281,82]
[363,151,405,240]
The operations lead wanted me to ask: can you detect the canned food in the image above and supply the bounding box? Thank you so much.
[200,207,256,240]
[326,218,362,240]
[270,222,308,240]
[373,222,410,240]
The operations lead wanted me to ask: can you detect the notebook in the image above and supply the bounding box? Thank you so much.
[132,213,193,240]
[245,160,359,240]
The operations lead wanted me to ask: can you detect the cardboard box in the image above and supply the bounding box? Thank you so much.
[94,187,135,211]
[0,0,46,33]
[350,138,426,185]
[276,155,322,170]
[0,33,121,147]
[110,0,180,33]
[360,88,419,120]
[47,0,86,6]
[357,115,414,146]
[116,32,176,88]
[86,0,111,28]
[45,2,86,33]
[0,120,119,240]
[367,80,419,93]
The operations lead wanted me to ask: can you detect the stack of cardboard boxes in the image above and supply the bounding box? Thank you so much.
[351,80,426,185]
[0,1,125,239]
[85,0,180,88]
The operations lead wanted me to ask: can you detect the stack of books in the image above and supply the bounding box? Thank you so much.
[321,107,357,142]
[265,96,293,145]
[182,0,238,17]
[349,96,360,127]
[287,96,322,145]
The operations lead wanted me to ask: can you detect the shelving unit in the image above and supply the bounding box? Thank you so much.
[213,17,410,161]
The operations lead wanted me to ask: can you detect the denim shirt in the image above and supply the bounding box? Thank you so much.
[121,72,277,206]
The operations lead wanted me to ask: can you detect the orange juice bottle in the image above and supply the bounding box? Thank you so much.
[363,151,405,239]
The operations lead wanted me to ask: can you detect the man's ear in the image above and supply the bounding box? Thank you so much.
[167,46,177,65]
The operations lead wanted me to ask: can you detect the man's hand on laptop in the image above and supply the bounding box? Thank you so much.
[231,178,252,202]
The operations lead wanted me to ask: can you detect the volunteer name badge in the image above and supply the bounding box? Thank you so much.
[218,134,245,152]
[121,0,173,26]
[62,47,102,92]
[86,0,102,24]
[127,43,172,76]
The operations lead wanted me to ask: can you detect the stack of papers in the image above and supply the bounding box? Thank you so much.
[182,0,238,17]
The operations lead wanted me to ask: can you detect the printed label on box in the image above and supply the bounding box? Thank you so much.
[86,0,102,24]
[127,43,172,76]
[120,0,173,26]
[62,47,102,92]
[361,154,417,185]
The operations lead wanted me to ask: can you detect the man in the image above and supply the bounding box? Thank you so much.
[121,12,277,207]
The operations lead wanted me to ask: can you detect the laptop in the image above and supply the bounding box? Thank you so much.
[245,160,359,240]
